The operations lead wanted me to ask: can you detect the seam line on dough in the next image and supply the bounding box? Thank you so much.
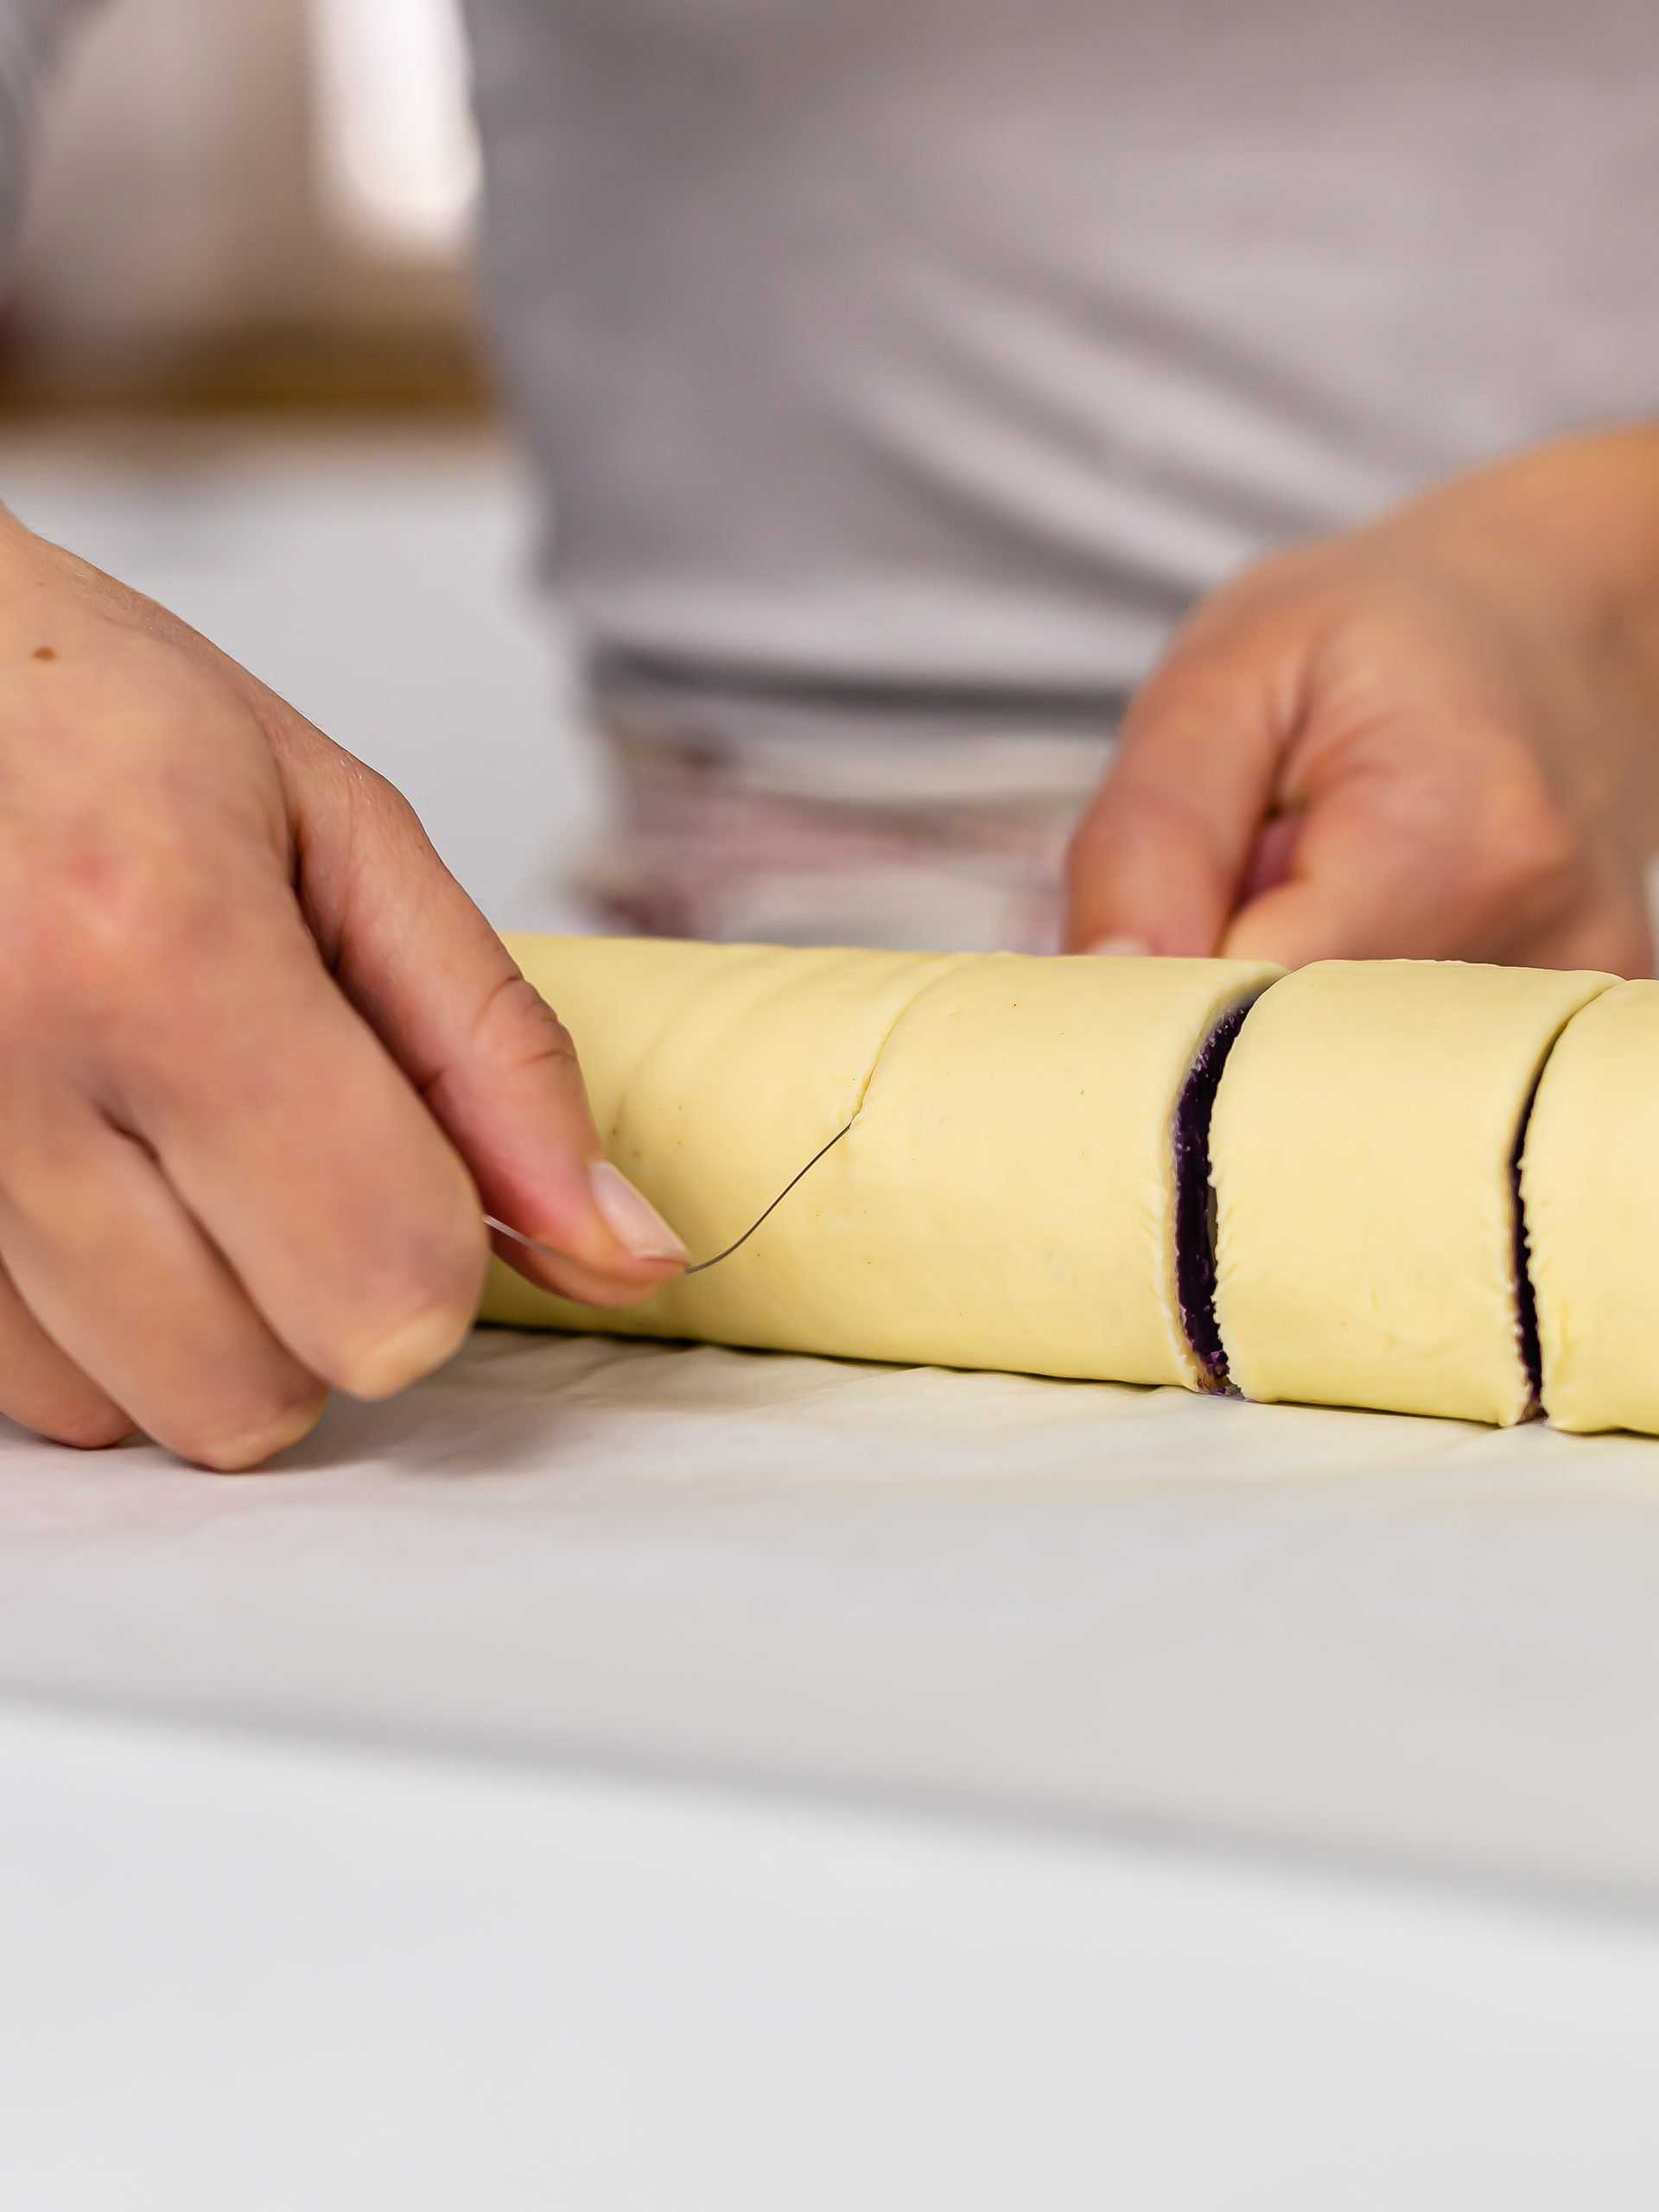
[842,951,981,1124]
[664,949,980,1271]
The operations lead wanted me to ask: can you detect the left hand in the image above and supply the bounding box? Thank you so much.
[1064,427,1659,975]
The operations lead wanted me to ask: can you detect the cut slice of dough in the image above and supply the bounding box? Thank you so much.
[1522,979,1659,1435]
[1211,960,1615,1426]
[482,936,1279,1386]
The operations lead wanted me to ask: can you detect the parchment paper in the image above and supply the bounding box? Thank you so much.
[4,1325,1659,1900]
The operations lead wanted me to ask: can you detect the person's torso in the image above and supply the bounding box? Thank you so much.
[467,0,1659,712]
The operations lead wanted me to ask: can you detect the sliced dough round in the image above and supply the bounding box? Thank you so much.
[484,935,1279,1386]
[1211,960,1614,1425]
[1522,979,1659,1435]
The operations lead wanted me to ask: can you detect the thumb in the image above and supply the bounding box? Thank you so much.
[288,734,688,1307]
[1218,703,1623,969]
[1064,651,1287,956]
[1219,795,1410,967]
[1217,753,1510,967]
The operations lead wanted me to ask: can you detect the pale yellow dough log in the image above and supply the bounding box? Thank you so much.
[1522,980,1659,1435]
[1211,960,1615,1425]
[482,936,1280,1386]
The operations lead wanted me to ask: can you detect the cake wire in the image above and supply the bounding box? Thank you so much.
[484,1121,855,1279]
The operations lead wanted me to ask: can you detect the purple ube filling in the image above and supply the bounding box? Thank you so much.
[1510,1074,1544,1404]
[1173,998,1255,1389]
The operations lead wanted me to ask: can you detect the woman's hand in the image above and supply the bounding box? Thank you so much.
[0,510,684,1470]
[1065,428,1659,976]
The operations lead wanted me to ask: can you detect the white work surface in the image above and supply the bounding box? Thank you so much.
[8,1326,1659,1900]
[8,1330,1659,2209]
[6,432,1659,2208]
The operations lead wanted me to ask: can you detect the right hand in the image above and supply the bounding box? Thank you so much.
[0,509,686,1471]
[1065,429,1659,975]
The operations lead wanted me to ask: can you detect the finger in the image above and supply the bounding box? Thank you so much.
[105,867,495,1401]
[279,736,688,1306]
[1216,719,1597,968]
[0,1254,133,1451]
[1224,832,1650,972]
[0,1100,327,1471]
[1236,810,1305,908]
[1064,645,1294,956]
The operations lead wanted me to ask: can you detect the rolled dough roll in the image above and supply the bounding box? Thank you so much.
[482,936,1279,1386]
[1211,960,1615,1425]
[1522,980,1659,1435]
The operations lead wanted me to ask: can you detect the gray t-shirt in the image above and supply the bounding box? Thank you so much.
[465,0,1659,745]
[5,2,1659,747]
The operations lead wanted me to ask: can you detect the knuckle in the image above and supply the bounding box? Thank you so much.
[1474,787,1577,906]
[347,755,436,853]
[73,839,220,963]
[351,754,413,820]
[477,969,582,1077]
[0,833,224,1020]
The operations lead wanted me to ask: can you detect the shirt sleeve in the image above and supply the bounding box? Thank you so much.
[0,0,100,280]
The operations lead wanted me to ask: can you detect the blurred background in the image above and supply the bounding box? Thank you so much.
[0,0,603,932]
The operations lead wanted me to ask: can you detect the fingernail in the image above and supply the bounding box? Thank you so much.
[588,1160,690,1262]
[1085,935,1152,957]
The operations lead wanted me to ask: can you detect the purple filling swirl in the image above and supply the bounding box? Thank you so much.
[1510,1075,1544,1406]
[1173,998,1255,1389]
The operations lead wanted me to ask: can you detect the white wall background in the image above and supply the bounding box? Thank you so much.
[16,0,475,365]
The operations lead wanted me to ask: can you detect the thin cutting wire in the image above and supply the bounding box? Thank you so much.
[484,1121,855,1279]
